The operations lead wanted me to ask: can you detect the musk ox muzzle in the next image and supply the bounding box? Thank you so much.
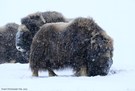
[16,25,32,60]
[16,31,32,52]
[88,58,113,76]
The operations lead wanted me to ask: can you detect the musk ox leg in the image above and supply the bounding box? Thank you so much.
[74,66,88,76]
[32,69,39,77]
[48,68,57,77]
[80,66,87,76]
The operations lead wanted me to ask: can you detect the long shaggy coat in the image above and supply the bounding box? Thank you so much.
[29,17,113,77]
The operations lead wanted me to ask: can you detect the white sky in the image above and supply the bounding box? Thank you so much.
[0,0,135,68]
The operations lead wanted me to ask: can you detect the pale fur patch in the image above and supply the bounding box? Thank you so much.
[10,60,16,63]
[79,66,87,76]
[101,31,113,45]
[18,24,29,32]
[0,26,6,32]
[43,22,69,32]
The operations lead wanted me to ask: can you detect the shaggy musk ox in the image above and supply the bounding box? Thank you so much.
[29,17,114,77]
[0,23,28,64]
[16,11,66,60]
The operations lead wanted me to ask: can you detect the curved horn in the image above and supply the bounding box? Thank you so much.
[18,24,29,32]
[39,13,46,23]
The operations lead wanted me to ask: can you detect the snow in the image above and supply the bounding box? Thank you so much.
[0,63,135,91]
[0,0,135,91]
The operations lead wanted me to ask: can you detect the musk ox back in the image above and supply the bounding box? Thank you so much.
[29,17,113,77]
[0,23,28,64]
[16,11,66,60]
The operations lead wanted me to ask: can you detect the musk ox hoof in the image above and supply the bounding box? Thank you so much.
[32,68,57,77]
[32,70,39,77]
[74,66,87,76]
[48,68,58,77]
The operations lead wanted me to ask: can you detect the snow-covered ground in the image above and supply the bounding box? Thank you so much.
[0,0,135,91]
[0,63,135,91]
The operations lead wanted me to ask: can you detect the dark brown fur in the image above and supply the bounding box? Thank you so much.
[29,17,113,77]
[0,23,28,64]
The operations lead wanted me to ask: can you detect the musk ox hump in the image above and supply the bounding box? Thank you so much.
[70,17,94,28]
[41,22,69,32]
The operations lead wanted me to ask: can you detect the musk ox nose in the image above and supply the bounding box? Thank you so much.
[16,46,26,52]
[101,58,113,75]
[106,58,113,69]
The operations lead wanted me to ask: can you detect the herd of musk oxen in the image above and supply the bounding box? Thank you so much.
[0,11,113,77]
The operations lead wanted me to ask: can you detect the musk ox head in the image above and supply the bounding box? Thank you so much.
[16,11,66,60]
[70,17,113,76]
[87,31,113,76]
[29,17,113,77]
[67,17,114,76]
[0,23,28,63]
[16,25,31,60]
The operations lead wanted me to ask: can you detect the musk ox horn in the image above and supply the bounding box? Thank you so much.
[39,13,46,23]
[18,24,29,32]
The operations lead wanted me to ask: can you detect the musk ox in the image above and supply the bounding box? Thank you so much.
[16,11,66,60]
[29,17,113,77]
[0,23,28,64]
